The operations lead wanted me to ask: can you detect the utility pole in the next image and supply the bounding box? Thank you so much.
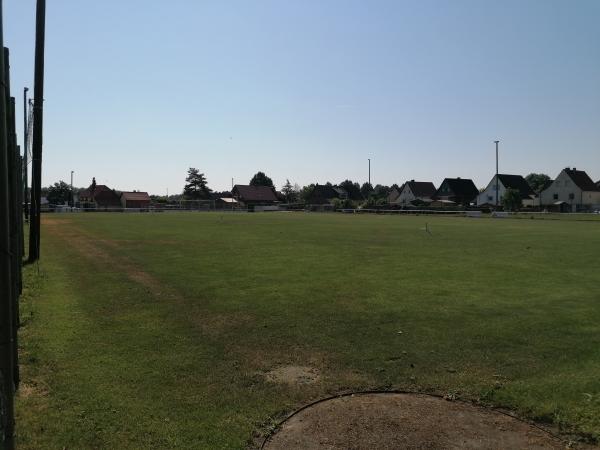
[368,158,371,185]
[70,170,74,207]
[28,0,46,262]
[23,87,28,220]
[494,140,499,207]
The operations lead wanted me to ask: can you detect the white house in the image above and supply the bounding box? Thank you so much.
[392,180,436,205]
[476,174,534,207]
[540,168,600,212]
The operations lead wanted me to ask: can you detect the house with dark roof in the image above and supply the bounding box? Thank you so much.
[476,174,534,207]
[232,185,279,207]
[306,184,348,204]
[78,181,121,209]
[120,191,151,209]
[434,178,479,206]
[387,185,402,204]
[392,180,436,205]
[540,168,600,212]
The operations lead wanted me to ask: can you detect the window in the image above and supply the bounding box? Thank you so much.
[569,193,574,200]
[553,194,558,200]
[487,195,493,202]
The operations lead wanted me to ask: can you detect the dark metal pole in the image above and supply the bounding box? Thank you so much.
[28,0,46,262]
[22,87,28,221]
[368,158,371,185]
[494,140,499,207]
[70,170,74,207]
[0,4,16,447]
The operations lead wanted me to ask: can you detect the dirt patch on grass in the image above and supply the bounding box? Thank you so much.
[265,366,320,385]
[264,393,576,449]
[17,381,49,399]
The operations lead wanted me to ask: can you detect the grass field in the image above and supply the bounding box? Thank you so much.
[16,212,600,448]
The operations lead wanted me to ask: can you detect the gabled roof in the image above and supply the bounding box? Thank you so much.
[497,174,535,198]
[121,191,151,202]
[437,178,479,197]
[564,168,599,191]
[233,185,278,202]
[79,184,112,199]
[404,180,436,198]
[538,179,554,193]
[332,187,348,197]
[311,184,346,199]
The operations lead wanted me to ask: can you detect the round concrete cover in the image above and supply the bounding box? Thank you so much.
[264,393,566,449]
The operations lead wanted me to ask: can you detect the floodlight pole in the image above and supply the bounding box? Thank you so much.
[28,0,46,262]
[0,3,16,448]
[494,140,499,207]
[368,158,371,185]
[23,87,28,220]
[70,170,74,207]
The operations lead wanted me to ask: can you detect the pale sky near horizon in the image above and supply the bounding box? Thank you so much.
[5,0,600,194]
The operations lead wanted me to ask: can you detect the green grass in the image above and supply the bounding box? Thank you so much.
[16,212,600,448]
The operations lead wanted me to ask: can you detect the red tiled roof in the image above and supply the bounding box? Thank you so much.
[121,191,151,201]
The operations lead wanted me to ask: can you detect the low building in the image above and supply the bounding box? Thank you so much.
[523,179,553,208]
[476,174,534,207]
[120,191,151,209]
[306,184,348,204]
[394,180,436,205]
[79,180,121,209]
[434,178,479,206]
[232,184,279,207]
[540,168,600,212]
[215,197,240,209]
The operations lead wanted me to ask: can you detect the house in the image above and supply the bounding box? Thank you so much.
[232,184,279,207]
[120,191,151,209]
[78,180,121,209]
[393,180,436,205]
[540,168,600,212]
[476,174,534,207]
[387,185,402,204]
[434,178,479,206]
[306,184,348,204]
[523,178,553,208]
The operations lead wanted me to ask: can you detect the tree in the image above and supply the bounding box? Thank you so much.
[281,179,296,203]
[373,184,391,200]
[249,171,274,188]
[502,188,523,211]
[183,168,212,199]
[299,184,315,202]
[525,173,551,192]
[46,181,72,205]
[339,180,362,200]
[360,182,374,199]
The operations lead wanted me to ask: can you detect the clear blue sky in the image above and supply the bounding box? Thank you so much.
[5,0,600,194]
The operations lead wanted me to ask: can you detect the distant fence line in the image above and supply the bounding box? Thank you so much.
[40,205,600,217]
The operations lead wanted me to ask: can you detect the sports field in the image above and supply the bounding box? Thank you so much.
[16,212,600,448]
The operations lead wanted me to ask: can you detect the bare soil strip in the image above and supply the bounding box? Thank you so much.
[264,393,573,450]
